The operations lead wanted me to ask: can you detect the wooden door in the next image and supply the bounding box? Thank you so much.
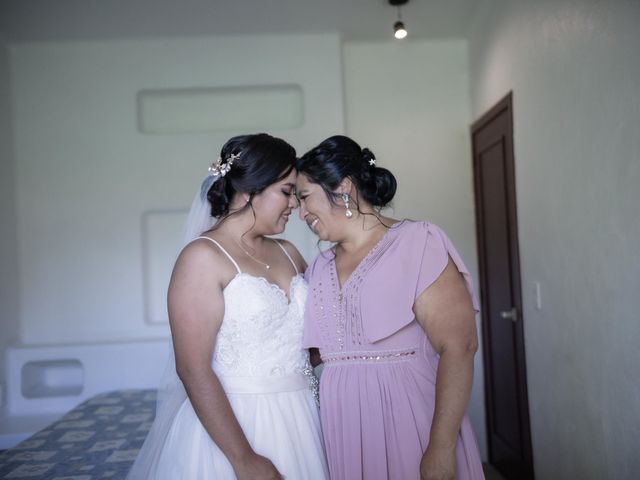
[471,93,534,480]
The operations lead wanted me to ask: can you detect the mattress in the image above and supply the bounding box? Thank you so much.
[0,389,156,479]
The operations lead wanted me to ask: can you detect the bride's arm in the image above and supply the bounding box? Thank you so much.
[168,241,282,480]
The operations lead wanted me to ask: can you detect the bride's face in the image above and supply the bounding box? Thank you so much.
[251,169,298,235]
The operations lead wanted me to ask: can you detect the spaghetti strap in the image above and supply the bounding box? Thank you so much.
[273,239,299,275]
[194,236,242,274]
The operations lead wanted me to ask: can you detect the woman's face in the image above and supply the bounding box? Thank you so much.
[250,169,298,235]
[296,173,345,242]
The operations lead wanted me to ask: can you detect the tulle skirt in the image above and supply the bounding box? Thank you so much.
[127,373,329,479]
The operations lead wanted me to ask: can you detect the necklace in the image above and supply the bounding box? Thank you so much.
[234,238,271,270]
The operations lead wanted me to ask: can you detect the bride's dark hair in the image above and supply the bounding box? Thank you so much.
[207,133,296,219]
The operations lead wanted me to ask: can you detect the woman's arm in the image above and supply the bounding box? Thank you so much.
[413,257,478,480]
[168,242,282,480]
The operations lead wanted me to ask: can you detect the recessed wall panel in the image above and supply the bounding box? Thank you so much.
[137,84,304,133]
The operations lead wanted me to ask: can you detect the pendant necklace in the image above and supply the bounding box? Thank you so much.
[234,238,271,270]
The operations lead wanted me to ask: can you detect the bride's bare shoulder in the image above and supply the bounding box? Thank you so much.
[174,236,238,282]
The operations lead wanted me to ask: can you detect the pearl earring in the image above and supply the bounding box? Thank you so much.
[342,193,353,218]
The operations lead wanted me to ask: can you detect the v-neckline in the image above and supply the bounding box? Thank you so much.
[331,220,405,293]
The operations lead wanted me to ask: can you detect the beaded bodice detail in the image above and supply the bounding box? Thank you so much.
[310,224,404,353]
[212,273,310,377]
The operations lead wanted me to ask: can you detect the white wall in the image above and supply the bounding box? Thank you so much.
[469,0,640,477]
[0,33,20,400]
[342,39,487,460]
[9,34,344,345]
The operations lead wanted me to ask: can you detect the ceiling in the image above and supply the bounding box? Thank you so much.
[0,0,481,43]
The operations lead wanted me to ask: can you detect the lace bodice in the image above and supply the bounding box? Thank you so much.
[212,273,309,377]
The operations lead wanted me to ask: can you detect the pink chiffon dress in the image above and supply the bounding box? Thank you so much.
[303,220,484,480]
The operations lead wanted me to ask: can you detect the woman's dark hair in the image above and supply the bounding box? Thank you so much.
[296,135,396,209]
[207,133,296,218]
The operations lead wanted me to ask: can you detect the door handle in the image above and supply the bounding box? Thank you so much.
[500,307,518,323]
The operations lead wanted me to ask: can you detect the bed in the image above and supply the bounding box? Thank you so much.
[0,389,156,479]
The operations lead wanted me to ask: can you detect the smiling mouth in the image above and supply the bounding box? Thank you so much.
[307,218,319,231]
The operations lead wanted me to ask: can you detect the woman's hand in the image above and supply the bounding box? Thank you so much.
[420,445,456,480]
[233,452,284,480]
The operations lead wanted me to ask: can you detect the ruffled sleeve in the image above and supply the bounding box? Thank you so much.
[360,221,478,343]
[416,223,480,311]
[302,255,323,349]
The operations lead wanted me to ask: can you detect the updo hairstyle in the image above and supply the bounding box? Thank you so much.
[296,135,397,209]
[207,133,296,218]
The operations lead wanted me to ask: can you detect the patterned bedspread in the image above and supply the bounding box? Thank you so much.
[0,389,156,479]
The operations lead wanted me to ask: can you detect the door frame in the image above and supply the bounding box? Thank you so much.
[471,92,534,478]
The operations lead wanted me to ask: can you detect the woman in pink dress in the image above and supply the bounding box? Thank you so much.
[296,135,484,480]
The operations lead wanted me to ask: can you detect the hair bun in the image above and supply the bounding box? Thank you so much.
[358,147,394,207]
[206,176,233,217]
[360,167,397,207]
[361,148,376,166]
[297,135,397,209]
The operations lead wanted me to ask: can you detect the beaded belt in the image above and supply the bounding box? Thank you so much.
[321,348,419,365]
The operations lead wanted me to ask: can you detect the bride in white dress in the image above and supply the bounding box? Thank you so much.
[127,134,329,479]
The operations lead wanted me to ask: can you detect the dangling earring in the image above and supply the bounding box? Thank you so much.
[342,193,353,218]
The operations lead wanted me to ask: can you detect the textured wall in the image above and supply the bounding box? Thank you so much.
[469,0,640,477]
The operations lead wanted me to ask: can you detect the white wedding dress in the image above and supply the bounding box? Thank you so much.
[127,238,329,479]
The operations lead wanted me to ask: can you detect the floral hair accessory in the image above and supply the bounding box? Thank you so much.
[208,151,241,176]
